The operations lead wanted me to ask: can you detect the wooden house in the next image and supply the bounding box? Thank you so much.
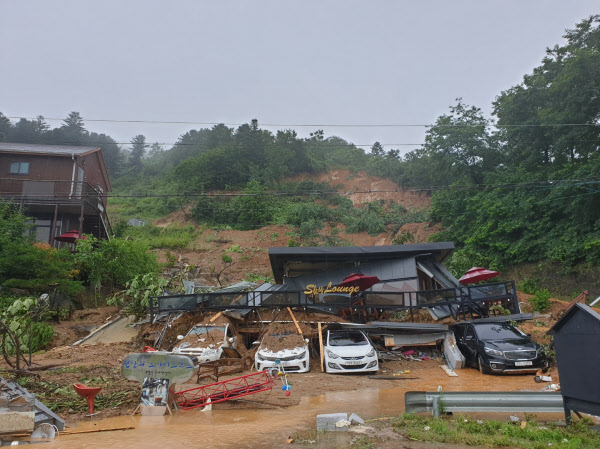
[0,142,112,245]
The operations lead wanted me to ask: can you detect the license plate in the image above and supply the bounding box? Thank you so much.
[515,361,533,366]
[344,360,363,365]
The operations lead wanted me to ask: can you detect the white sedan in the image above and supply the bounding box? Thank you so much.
[324,330,379,374]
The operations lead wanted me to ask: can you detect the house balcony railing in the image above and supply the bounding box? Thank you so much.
[0,178,106,207]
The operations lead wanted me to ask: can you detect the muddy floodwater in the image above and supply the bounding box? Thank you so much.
[27,369,570,449]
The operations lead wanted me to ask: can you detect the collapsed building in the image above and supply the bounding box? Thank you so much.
[153,242,519,322]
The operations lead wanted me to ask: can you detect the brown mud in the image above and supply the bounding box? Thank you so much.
[29,364,566,449]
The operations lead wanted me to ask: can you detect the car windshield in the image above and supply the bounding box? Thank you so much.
[329,331,368,346]
[473,324,525,340]
[188,325,226,336]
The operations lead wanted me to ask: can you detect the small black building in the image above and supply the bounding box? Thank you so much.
[547,303,600,423]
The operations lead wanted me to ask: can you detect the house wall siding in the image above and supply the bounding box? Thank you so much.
[80,151,108,193]
[0,153,73,180]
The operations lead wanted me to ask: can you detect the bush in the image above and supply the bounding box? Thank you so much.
[519,278,538,295]
[530,288,551,312]
[75,236,159,289]
[110,273,168,317]
[0,242,83,296]
[0,296,55,354]
[125,224,196,249]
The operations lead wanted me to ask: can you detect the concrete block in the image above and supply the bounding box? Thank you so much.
[317,413,348,431]
[349,413,365,425]
[0,411,35,433]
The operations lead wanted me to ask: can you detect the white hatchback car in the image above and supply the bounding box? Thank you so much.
[324,330,379,374]
[255,331,310,373]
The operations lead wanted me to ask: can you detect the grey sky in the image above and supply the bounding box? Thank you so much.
[1,1,598,155]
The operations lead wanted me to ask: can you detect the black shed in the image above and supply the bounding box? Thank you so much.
[547,303,600,423]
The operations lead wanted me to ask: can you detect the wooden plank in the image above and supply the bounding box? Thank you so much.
[441,365,458,377]
[318,322,324,372]
[286,307,302,336]
[368,376,419,380]
[209,311,223,323]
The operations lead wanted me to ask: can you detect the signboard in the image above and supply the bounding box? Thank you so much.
[122,353,195,414]
[304,282,360,296]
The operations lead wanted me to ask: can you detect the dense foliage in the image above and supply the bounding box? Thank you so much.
[0,204,159,294]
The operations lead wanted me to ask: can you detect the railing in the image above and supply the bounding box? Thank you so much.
[150,281,518,320]
[0,178,105,205]
[405,390,564,418]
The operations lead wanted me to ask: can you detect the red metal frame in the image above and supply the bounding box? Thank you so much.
[175,370,275,410]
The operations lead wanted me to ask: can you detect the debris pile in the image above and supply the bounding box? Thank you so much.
[316,412,365,432]
[260,323,306,353]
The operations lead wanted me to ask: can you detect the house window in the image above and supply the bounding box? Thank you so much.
[10,162,30,174]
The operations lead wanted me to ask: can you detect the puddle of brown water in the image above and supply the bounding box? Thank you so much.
[34,369,569,449]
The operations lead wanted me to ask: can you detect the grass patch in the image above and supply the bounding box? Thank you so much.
[122,224,196,249]
[393,414,600,449]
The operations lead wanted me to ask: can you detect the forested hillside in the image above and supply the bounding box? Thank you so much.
[1,16,599,285]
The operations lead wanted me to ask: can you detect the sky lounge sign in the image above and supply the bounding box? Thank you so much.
[304,282,360,295]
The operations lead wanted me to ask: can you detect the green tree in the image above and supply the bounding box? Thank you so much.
[54,111,88,145]
[371,141,385,157]
[494,15,600,170]
[129,134,147,171]
[0,113,11,141]
[419,100,500,186]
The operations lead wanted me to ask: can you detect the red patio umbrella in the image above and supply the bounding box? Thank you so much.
[338,273,380,291]
[55,230,87,243]
[459,267,500,285]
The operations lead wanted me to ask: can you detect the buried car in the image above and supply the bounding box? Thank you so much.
[173,322,238,363]
[255,325,310,373]
[324,330,379,374]
[451,321,548,374]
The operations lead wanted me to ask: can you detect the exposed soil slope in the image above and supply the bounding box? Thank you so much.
[290,169,431,209]
[153,170,435,286]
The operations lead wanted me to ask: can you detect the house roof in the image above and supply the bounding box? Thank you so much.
[268,242,455,284]
[547,303,600,335]
[0,142,99,156]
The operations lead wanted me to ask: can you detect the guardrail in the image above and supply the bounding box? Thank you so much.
[405,390,564,418]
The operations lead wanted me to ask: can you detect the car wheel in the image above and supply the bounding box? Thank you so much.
[478,355,491,374]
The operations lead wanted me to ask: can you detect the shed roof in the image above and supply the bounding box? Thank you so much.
[547,303,600,335]
[268,242,455,284]
[0,142,99,156]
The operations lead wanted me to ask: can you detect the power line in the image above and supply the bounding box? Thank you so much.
[4,139,600,149]
[6,115,600,129]
[5,179,597,201]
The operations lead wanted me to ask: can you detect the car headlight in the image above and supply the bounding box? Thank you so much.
[366,349,376,357]
[326,349,340,359]
[257,353,265,361]
[484,347,503,357]
[296,351,306,359]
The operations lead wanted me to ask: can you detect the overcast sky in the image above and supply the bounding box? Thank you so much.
[1,1,598,155]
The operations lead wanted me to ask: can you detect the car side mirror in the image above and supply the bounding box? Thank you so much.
[177,335,184,340]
